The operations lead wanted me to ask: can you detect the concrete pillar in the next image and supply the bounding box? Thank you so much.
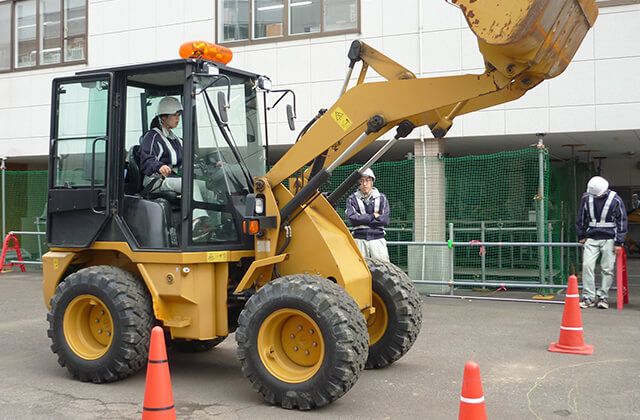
[408,138,450,293]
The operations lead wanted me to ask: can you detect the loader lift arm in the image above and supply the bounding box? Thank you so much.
[268,0,598,189]
[237,0,598,304]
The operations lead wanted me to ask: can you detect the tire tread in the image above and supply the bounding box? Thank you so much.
[365,258,423,369]
[236,274,368,410]
[47,265,153,383]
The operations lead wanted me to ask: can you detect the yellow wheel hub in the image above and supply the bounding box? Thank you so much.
[63,295,114,360]
[257,309,325,383]
[367,292,388,345]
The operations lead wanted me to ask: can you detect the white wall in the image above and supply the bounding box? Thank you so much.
[1,0,639,159]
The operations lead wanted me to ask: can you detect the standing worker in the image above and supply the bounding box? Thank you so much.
[576,176,627,309]
[346,168,390,262]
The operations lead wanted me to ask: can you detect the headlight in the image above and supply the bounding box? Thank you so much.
[204,62,219,75]
[257,76,272,91]
[255,197,265,215]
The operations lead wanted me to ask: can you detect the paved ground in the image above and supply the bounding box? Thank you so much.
[0,260,639,420]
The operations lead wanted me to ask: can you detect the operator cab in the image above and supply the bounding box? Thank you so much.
[46,58,266,251]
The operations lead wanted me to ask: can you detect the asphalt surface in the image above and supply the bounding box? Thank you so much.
[0,260,639,420]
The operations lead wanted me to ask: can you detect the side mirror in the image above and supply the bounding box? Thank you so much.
[286,104,296,131]
[217,91,229,123]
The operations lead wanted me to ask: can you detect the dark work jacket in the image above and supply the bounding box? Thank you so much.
[576,190,627,246]
[346,188,390,240]
[140,127,183,176]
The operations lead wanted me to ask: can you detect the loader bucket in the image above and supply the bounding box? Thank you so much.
[449,0,598,80]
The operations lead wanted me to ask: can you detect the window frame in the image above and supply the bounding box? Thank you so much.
[0,0,87,74]
[216,0,361,47]
[596,0,640,6]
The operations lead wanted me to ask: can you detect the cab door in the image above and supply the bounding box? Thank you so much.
[46,74,114,247]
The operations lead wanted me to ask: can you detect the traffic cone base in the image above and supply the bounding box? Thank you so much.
[142,326,176,420]
[548,342,594,355]
[548,275,593,356]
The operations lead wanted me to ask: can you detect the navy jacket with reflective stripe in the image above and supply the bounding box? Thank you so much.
[140,129,183,176]
[346,190,390,240]
[576,190,627,246]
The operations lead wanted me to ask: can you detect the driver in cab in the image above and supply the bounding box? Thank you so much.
[140,96,213,239]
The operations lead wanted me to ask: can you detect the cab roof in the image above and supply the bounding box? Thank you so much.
[76,58,261,81]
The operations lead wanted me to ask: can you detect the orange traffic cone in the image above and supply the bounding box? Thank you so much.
[458,360,487,420]
[142,326,176,420]
[548,275,594,355]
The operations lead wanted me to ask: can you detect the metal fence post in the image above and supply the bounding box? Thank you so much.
[536,134,546,286]
[35,217,43,260]
[548,222,553,284]
[498,223,503,269]
[560,217,565,281]
[449,222,454,295]
[481,221,486,287]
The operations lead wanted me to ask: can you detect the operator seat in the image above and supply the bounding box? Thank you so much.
[124,145,179,248]
[124,145,179,202]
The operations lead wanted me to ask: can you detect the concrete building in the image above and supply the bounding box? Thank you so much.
[1,0,638,169]
[0,0,638,281]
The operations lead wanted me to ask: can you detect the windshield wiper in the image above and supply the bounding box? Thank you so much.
[202,89,254,189]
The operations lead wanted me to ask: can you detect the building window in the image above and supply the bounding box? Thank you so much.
[15,0,36,68]
[218,0,359,45]
[290,0,320,35]
[0,2,11,71]
[0,0,86,73]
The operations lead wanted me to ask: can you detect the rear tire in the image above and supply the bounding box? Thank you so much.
[236,275,368,410]
[47,266,153,383]
[365,258,422,369]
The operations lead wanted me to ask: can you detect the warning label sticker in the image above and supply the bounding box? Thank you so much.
[331,107,353,131]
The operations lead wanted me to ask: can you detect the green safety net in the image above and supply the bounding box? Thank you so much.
[327,147,582,286]
[1,149,588,282]
[0,170,48,264]
[548,159,594,278]
[441,148,551,285]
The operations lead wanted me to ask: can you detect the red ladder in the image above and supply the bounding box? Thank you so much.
[616,248,629,310]
[0,233,26,274]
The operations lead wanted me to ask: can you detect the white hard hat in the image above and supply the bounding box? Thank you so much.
[586,176,608,197]
[156,97,183,116]
[362,168,375,181]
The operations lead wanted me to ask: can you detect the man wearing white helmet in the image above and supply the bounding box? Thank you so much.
[576,176,627,309]
[346,167,390,261]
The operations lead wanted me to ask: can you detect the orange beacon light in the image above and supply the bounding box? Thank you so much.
[179,41,233,65]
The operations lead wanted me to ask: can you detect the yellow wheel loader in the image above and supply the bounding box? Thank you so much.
[42,0,598,409]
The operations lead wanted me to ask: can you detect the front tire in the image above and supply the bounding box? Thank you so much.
[365,258,422,369]
[47,266,153,383]
[236,275,368,410]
